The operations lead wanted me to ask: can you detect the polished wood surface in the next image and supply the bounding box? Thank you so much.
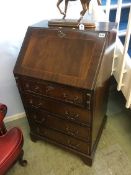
[48,19,96,28]
[21,76,88,108]
[26,107,90,141]
[23,92,91,125]
[14,21,117,166]
[14,26,110,89]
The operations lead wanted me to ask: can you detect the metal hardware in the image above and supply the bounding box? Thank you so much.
[66,127,78,136]
[29,99,33,104]
[32,102,42,109]
[63,93,79,104]
[65,110,79,121]
[58,30,66,38]
[67,140,80,149]
[63,93,73,103]
[46,85,54,93]
[38,103,42,107]
[33,115,46,124]
[74,96,79,102]
[34,86,40,91]
[25,83,29,88]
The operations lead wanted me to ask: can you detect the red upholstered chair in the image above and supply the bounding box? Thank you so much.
[0,103,27,175]
[0,103,7,136]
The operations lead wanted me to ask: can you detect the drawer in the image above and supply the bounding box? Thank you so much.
[20,78,91,108]
[26,107,90,141]
[23,93,91,125]
[31,125,90,155]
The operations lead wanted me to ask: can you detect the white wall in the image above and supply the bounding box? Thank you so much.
[0,0,104,117]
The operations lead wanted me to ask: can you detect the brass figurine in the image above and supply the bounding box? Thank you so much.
[57,0,101,19]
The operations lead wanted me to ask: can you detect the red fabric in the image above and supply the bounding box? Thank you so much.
[0,103,7,129]
[0,103,7,116]
[0,113,4,128]
[0,106,7,135]
[0,127,23,175]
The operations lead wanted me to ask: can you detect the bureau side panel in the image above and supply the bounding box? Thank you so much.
[91,31,116,152]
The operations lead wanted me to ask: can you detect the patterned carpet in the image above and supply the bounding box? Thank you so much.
[6,90,131,175]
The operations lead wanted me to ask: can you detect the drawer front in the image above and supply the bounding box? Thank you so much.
[20,78,91,108]
[31,125,90,155]
[23,93,91,125]
[26,107,90,141]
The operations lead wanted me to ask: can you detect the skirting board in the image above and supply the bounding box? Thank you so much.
[4,112,26,123]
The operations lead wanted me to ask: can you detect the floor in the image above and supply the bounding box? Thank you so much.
[6,89,131,175]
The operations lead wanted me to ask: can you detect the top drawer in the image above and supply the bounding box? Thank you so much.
[17,77,91,109]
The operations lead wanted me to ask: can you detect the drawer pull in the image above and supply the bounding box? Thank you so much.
[25,83,29,88]
[63,93,79,104]
[34,103,43,109]
[37,103,42,108]
[33,115,46,124]
[67,140,80,149]
[46,86,54,93]
[66,127,78,137]
[74,96,79,101]
[38,103,42,106]
[65,111,79,121]
[34,86,40,91]
[29,99,33,104]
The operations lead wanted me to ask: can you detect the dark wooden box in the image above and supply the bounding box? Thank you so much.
[14,20,117,166]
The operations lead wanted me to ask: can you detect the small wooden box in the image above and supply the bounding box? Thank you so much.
[14,20,117,166]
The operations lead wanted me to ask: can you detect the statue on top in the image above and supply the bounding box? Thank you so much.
[57,0,101,19]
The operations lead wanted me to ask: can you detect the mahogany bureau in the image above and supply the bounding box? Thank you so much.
[14,20,117,166]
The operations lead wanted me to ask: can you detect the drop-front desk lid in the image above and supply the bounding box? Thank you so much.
[14,20,116,90]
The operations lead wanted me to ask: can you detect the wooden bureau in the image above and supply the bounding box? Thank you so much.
[14,20,117,166]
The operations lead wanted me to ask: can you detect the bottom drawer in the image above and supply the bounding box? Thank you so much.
[31,125,90,155]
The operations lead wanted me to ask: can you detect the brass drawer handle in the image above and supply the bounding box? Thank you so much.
[29,99,33,104]
[25,83,29,89]
[65,111,79,121]
[25,83,40,92]
[36,127,47,135]
[74,96,79,101]
[63,93,79,104]
[34,103,42,109]
[37,103,42,108]
[46,86,54,93]
[34,86,40,91]
[66,127,78,137]
[33,115,46,124]
[28,100,42,109]
[67,140,80,149]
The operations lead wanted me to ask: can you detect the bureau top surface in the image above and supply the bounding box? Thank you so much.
[14,20,116,90]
